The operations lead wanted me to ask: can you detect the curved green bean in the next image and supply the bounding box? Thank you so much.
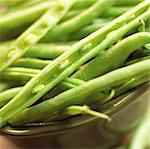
[72,32,150,80]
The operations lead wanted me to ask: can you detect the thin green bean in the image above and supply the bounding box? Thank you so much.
[25,44,70,59]
[0,87,22,107]
[73,0,143,9]
[13,58,51,69]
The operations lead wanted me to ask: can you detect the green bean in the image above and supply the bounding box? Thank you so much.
[125,56,150,65]
[115,74,150,97]
[101,6,131,18]
[63,7,131,22]
[17,0,53,9]
[0,87,22,107]
[0,82,11,93]
[12,58,51,69]
[64,105,111,121]
[72,0,94,9]
[0,0,25,8]
[0,67,40,82]
[0,1,149,127]
[1,42,72,60]
[45,74,149,122]
[115,0,144,6]
[73,0,143,9]
[25,44,70,59]
[41,0,117,42]
[72,32,150,80]
[0,0,75,72]
[0,1,55,33]
[145,43,150,50]
[69,21,109,40]
[9,59,150,125]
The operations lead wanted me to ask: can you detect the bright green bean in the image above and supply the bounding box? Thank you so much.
[0,1,55,32]
[115,0,143,6]
[0,0,75,72]
[115,74,150,96]
[101,6,131,18]
[0,67,40,82]
[145,43,150,50]
[64,105,111,121]
[72,32,150,80]
[69,20,110,40]
[25,44,70,59]
[0,42,72,60]
[0,82,11,93]
[13,58,51,69]
[73,0,143,8]
[0,87,22,107]
[9,59,150,125]
[63,7,131,22]
[0,1,149,127]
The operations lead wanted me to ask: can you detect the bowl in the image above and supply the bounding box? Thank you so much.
[1,83,149,148]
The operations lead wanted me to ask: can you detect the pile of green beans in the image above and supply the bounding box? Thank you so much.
[0,2,150,146]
